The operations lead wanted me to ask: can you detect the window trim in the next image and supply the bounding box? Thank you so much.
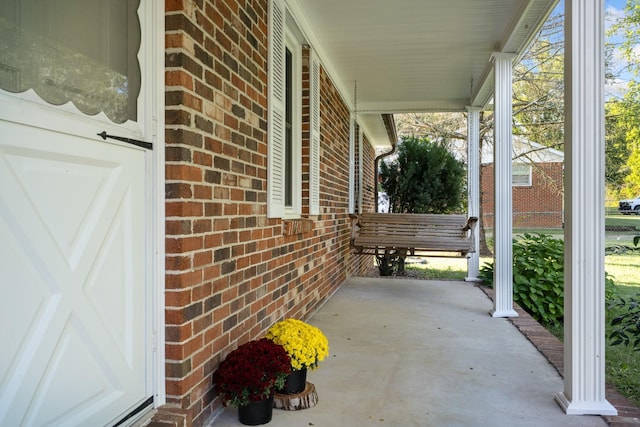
[512,162,532,187]
[284,32,302,219]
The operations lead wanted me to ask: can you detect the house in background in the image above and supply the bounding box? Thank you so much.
[0,1,614,426]
[482,138,564,229]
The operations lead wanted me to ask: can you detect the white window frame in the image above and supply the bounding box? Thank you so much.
[512,162,532,186]
[284,32,302,219]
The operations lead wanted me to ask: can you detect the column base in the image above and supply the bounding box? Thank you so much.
[465,276,482,282]
[554,392,618,416]
[490,308,518,318]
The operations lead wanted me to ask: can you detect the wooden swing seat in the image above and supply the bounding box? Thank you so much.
[351,213,478,257]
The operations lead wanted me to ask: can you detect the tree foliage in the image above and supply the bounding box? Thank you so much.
[611,0,640,78]
[512,13,564,149]
[608,0,640,198]
[606,101,633,190]
[379,136,466,214]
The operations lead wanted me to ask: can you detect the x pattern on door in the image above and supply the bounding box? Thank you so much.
[0,126,149,426]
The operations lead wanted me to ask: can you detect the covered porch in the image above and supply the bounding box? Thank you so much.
[212,277,636,426]
[281,0,614,416]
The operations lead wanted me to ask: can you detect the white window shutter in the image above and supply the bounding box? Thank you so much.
[309,49,321,215]
[267,0,286,218]
[358,126,364,214]
[348,115,355,215]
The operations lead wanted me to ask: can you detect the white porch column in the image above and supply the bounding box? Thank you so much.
[554,0,617,416]
[490,53,518,318]
[466,106,481,282]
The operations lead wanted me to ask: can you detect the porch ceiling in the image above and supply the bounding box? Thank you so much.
[289,0,559,146]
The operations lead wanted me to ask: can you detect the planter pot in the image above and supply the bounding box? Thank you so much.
[238,393,274,425]
[278,368,307,395]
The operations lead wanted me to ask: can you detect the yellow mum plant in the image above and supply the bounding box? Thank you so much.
[266,319,329,371]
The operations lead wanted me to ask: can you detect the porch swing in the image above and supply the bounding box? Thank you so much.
[349,112,478,258]
[350,212,478,258]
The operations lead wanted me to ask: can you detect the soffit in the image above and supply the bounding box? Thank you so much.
[288,0,558,146]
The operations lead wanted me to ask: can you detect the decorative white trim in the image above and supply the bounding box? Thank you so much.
[555,392,617,416]
[466,106,481,282]
[358,126,364,214]
[309,49,321,216]
[148,0,166,407]
[490,52,518,318]
[348,115,356,215]
[0,88,142,136]
[556,0,616,416]
[283,32,303,219]
[267,0,286,218]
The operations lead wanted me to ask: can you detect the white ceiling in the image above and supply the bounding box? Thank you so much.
[288,0,559,146]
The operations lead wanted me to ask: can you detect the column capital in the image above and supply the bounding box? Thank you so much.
[491,52,516,62]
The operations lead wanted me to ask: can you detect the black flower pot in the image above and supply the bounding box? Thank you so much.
[238,393,274,425]
[278,368,307,394]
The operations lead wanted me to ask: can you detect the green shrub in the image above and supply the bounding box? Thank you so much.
[605,272,618,302]
[609,295,640,351]
[479,233,565,326]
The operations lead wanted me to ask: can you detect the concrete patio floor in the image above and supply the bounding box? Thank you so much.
[210,277,612,427]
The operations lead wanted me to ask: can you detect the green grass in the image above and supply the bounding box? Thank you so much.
[607,213,640,228]
[404,257,469,281]
[607,255,640,287]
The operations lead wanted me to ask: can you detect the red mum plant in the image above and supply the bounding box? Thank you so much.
[213,338,292,407]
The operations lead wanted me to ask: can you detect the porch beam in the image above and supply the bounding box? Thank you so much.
[490,53,518,318]
[466,106,481,282]
[554,0,617,416]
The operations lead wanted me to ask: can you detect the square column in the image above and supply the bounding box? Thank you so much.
[554,0,617,416]
[466,106,481,282]
[490,53,518,318]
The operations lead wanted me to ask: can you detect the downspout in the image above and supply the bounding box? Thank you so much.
[374,114,399,212]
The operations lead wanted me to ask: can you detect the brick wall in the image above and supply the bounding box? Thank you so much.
[481,162,564,229]
[163,1,373,425]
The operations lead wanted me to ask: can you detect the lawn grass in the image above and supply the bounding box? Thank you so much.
[404,257,469,281]
[607,255,640,287]
[607,213,640,228]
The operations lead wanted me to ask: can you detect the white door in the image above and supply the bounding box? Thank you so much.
[0,1,157,425]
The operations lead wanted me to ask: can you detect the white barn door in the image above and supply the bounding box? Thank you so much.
[0,1,158,425]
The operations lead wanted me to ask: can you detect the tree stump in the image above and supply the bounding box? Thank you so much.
[273,381,318,410]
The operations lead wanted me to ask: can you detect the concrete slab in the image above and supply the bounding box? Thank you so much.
[209,278,606,427]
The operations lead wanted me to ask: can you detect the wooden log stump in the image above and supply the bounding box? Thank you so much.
[273,381,318,410]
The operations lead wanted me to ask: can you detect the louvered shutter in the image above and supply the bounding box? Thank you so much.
[267,0,286,218]
[348,115,356,214]
[309,49,321,215]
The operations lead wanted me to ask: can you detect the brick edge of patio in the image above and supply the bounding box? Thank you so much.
[478,284,640,426]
